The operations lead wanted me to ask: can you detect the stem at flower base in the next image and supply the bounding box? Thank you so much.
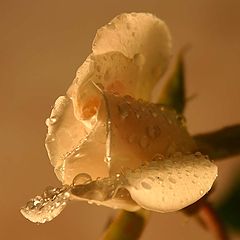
[184,199,229,240]
[193,124,240,160]
[197,201,229,240]
[100,210,150,240]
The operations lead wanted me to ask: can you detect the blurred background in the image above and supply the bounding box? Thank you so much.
[1,0,240,239]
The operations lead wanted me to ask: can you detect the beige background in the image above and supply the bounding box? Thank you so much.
[1,1,240,239]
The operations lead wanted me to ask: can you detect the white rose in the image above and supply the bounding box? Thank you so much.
[21,13,217,223]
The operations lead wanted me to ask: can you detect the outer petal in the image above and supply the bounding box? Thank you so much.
[92,13,172,100]
[124,153,218,212]
[45,96,87,181]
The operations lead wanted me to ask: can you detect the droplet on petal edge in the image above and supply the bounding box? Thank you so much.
[72,173,92,186]
[20,186,70,223]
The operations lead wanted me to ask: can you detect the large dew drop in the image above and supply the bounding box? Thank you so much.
[71,174,126,202]
[72,173,92,186]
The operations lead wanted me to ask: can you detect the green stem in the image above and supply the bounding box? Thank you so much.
[100,210,150,240]
[193,124,240,160]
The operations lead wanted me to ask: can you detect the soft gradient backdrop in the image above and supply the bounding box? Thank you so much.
[1,1,240,239]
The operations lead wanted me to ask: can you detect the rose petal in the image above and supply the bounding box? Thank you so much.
[92,13,172,100]
[68,52,140,119]
[124,153,218,212]
[102,93,196,175]
[47,13,173,184]
[45,96,87,181]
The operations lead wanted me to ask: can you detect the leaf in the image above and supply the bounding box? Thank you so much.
[215,169,240,232]
[194,124,240,160]
[100,210,150,240]
[157,49,186,113]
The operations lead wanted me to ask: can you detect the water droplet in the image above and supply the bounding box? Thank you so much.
[194,152,202,158]
[118,102,129,119]
[149,107,158,117]
[104,70,110,81]
[96,65,101,72]
[45,116,57,126]
[104,156,111,164]
[133,53,145,66]
[176,114,186,127]
[43,186,57,199]
[124,95,134,103]
[72,173,92,186]
[45,134,55,143]
[74,153,80,158]
[168,177,176,184]
[140,105,146,112]
[152,65,162,78]
[139,135,149,148]
[156,176,163,183]
[167,118,173,125]
[107,22,116,30]
[135,111,141,119]
[204,155,210,160]
[26,200,35,210]
[147,125,161,139]
[152,153,164,161]
[128,134,135,143]
[33,196,43,207]
[141,181,151,190]
[173,152,182,158]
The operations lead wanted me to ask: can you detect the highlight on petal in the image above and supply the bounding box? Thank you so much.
[124,153,218,213]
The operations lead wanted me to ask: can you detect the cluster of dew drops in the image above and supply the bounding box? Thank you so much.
[20,171,126,223]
